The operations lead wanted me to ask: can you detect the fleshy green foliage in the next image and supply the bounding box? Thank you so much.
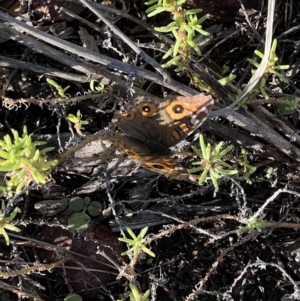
[231,88,252,110]
[46,78,70,97]
[238,148,257,184]
[118,227,155,257]
[247,39,289,100]
[68,196,102,231]
[89,79,105,93]
[277,96,300,115]
[129,284,150,301]
[118,284,150,301]
[0,201,21,245]
[145,0,209,70]
[237,211,271,234]
[66,110,89,136]
[0,126,58,196]
[218,74,237,86]
[265,167,275,179]
[66,110,88,126]
[188,135,238,190]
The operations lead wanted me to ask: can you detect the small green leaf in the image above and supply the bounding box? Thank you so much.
[83,196,91,207]
[185,8,203,14]
[147,6,167,17]
[5,207,18,222]
[4,224,21,233]
[141,244,155,257]
[2,228,10,245]
[144,0,158,6]
[68,212,90,231]
[0,150,10,160]
[87,201,103,216]
[69,197,85,212]
[31,169,46,184]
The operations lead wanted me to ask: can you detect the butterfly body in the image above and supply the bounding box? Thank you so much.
[112,94,213,179]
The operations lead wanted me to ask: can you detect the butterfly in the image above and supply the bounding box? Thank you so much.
[111,94,214,180]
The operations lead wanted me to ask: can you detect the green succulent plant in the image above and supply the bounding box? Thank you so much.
[68,196,102,232]
[66,110,89,136]
[119,227,155,257]
[247,39,289,100]
[188,135,238,190]
[0,201,21,245]
[0,126,58,196]
[145,0,209,70]
[46,78,70,97]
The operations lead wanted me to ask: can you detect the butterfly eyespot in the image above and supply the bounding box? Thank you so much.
[137,102,157,117]
[146,158,177,171]
[149,163,167,170]
[165,100,190,120]
[173,104,184,113]
[153,164,166,170]
[121,111,135,120]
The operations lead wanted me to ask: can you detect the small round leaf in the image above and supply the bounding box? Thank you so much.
[87,201,102,216]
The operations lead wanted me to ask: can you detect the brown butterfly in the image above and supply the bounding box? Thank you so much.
[112,94,214,179]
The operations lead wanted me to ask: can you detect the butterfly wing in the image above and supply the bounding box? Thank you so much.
[112,133,153,159]
[112,133,189,179]
[159,94,214,147]
[113,94,213,149]
[112,93,213,179]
